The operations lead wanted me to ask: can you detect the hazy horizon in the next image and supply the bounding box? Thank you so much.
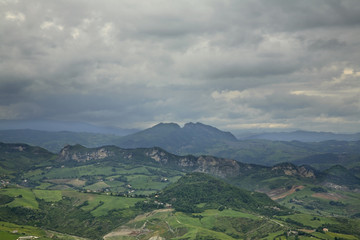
[1,119,359,135]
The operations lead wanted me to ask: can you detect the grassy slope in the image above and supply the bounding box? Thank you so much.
[0,183,359,239]
[0,187,145,239]
[274,184,360,217]
[106,207,360,240]
[0,221,89,240]
[158,172,288,216]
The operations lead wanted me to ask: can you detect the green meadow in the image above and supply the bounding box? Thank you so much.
[0,188,38,209]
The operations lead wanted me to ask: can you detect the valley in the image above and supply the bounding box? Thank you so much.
[0,124,359,239]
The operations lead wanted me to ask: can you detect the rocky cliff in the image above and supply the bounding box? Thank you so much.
[58,145,243,178]
[57,144,318,180]
[58,144,115,162]
[271,162,316,178]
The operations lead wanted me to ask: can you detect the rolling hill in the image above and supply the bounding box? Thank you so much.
[1,142,360,239]
[157,172,289,216]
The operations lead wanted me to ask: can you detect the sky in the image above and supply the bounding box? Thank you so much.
[1,0,360,133]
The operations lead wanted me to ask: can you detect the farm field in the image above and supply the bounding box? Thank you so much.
[22,163,184,196]
[104,207,360,240]
[0,142,359,239]
[0,221,89,240]
[275,184,360,217]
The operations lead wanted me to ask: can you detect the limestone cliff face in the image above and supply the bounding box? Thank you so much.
[145,148,169,164]
[58,145,114,162]
[56,145,317,180]
[178,157,196,167]
[271,162,316,178]
[143,148,241,178]
[58,145,242,178]
[194,156,240,178]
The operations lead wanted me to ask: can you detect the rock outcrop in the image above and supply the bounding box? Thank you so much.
[271,162,316,178]
[58,144,114,162]
[57,145,318,180]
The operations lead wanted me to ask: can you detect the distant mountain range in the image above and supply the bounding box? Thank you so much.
[2,142,359,192]
[0,119,138,136]
[1,122,360,169]
[240,130,360,142]
[0,129,119,153]
[114,122,237,154]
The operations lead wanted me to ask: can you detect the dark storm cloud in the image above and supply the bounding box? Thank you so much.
[308,38,347,51]
[1,0,360,132]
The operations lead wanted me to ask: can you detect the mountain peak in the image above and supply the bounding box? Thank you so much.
[152,122,181,129]
[116,122,238,153]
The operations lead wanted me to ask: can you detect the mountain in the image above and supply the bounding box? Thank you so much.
[322,165,360,187]
[114,124,360,168]
[3,141,358,192]
[0,129,120,153]
[1,123,360,169]
[0,142,56,173]
[0,119,138,135]
[293,153,360,170]
[241,130,360,142]
[1,142,360,223]
[56,144,337,192]
[115,122,237,154]
[57,144,247,178]
[157,172,289,215]
[56,144,360,191]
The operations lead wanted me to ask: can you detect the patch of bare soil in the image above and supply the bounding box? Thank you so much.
[269,186,305,200]
[129,208,174,223]
[103,209,173,239]
[103,226,150,239]
[298,229,315,233]
[312,192,344,201]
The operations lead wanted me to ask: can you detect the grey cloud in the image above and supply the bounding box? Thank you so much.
[308,38,347,51]
[1,0,360,132]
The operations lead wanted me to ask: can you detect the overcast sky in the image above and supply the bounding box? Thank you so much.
[1,0,360,133]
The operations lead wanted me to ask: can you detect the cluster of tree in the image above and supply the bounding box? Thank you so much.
[157,173,289,216]
[0,196,142,239]
[310,187,328,193]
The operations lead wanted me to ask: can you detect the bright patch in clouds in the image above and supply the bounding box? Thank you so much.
[227,123,292,129]
[40,21,64,31]
[71,28,80,39]
[5,11,24,22]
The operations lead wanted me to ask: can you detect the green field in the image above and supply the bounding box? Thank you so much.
[1,181,359,239]
[22,163,184,196]
[80,194,143,217]
[114,208,285,240]
[0,221,89,240]
[33,189,63,202]
[276,185,360,217]
[0,188,38,209]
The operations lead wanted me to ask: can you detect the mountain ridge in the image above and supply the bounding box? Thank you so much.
[114,122,237,154]
[241,130,360,142]
[1,123,360,170]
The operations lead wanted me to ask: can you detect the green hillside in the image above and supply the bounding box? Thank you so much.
[0,141,359,239]
[158,172,289,216]
[0,142,56,173]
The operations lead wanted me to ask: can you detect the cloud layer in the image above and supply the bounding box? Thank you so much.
[1,0,360,132]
